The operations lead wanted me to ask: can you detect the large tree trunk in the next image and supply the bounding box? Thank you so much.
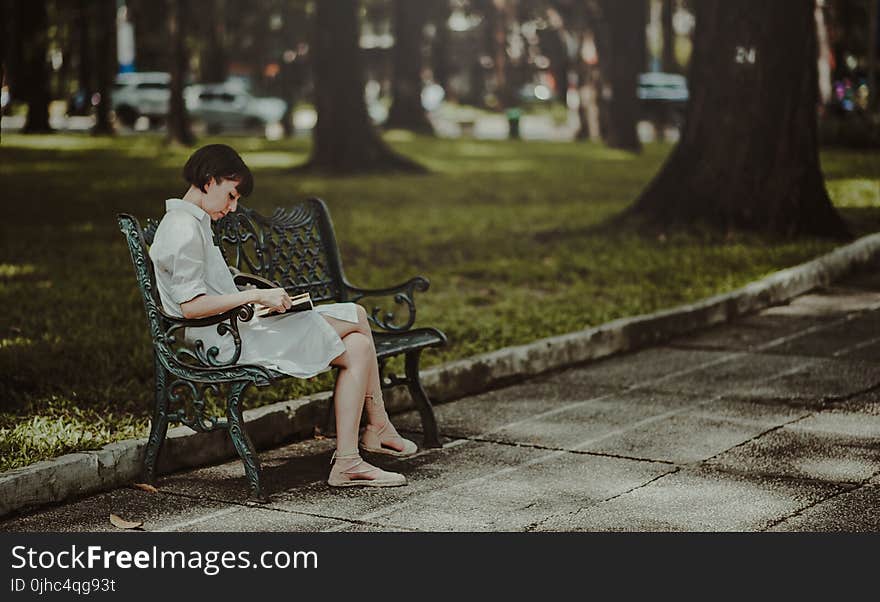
[662,0,676,72]
[430,0,451,93]
[628,0,849,239]
[1,0,5,142]
[76,0,93,98]
[93,0,115,134]
[595,0,644,152]
[166,0,195,146]
[304,0,424,174]
[385,0,433,133]
[19,0,52,134]
[869,0,878,112]
[198,0,227,83]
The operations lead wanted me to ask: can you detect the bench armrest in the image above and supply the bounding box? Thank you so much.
[231,271,281,290]
[156,303,268,377]
[344,276,430,332]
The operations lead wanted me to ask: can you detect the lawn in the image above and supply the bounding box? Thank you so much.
[1,132,878,471]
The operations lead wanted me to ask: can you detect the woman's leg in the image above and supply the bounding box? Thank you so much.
[323,307,386,425]
[328,331,372,454]
[327,331,406,486]
[323,308,413,453]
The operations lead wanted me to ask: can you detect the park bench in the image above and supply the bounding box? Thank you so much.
[117,198,447,498]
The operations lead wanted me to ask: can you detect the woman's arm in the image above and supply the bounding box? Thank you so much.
[180,287,292,319]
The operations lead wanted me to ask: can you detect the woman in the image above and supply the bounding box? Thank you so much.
[149,144,416,488]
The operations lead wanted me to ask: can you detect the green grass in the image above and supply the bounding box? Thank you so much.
[1,133,878,472]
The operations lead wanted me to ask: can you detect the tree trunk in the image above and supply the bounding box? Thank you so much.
[166,0,195,146]
[19,0,52,133]
[199,0,227,83]
[628,0,850,239]
[662,0,676,72]
[815,0,833,108]
[93,0,115,134]
[1,0,5,143]
[385,0,433,133]
[595,0,644,152]
[304,0,424,174]
[430,0,451,92]
[869,0,878,112]
[76,0,93,97]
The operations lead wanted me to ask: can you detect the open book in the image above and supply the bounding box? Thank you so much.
[255,292,314,318]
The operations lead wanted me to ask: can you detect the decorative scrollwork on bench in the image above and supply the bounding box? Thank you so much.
[346,276,430,332]
[165,380,227,433]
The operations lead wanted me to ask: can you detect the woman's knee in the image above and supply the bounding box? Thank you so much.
[343,331,373,363]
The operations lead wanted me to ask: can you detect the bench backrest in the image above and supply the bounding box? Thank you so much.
[213,198,348,303]
[118,213,167,342]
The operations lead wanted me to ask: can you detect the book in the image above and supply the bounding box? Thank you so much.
[255,292,314,318]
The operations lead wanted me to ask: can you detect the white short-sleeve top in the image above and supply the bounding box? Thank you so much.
[148,198,359,378]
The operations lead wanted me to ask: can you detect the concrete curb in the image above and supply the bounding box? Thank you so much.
[3,232,880,518]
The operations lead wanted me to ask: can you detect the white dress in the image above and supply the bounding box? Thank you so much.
[149,198,359,378]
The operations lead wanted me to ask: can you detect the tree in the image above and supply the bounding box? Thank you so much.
[92,0,116,135]
[385,0,434,133]
[429,0,451,93]
[628,0,850,238]
[166,0,195,145]
[0,0,6,143]
[594,0,645,152]
[18,0,52,133]
[303,0,424,173]
[197,0,227,83]
[662,0,676,72]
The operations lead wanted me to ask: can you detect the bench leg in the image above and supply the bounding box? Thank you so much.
[143,356,170,484]
[226,381,265,500]
[405,350,442,448]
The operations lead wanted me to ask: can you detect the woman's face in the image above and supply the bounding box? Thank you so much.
[203,177,241,221]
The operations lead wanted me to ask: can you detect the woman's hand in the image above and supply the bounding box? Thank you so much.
[256,288,292,313]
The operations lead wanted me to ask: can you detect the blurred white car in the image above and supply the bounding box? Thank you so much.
[111,73,287,135]
[111,71,171,127]
[185,84,287,134]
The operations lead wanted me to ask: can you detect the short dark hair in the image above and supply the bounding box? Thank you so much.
[183,144,254,197]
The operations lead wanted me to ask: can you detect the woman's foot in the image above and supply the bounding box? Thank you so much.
[360,420,418,457]
[327,451,406,488]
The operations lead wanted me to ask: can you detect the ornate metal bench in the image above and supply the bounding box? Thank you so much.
[117,197,446,498]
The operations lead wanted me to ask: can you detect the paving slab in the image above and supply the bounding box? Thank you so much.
[265,442,548,524]
[157,504,341,533]
[648,353,879,406]
[579,399,810,464]
[706,412,880,484]
[746,312,880,359]
[828,389,880,416]
[534,467,845,532]
[363,452,674,532]
[0,487,231,533]
[672,313,845,352]
[551,347,736,390]
[157,437,352,504]
[768,484,880,532]
[392,378,618,439]
[482,389,704,450]
[758,288,880,318]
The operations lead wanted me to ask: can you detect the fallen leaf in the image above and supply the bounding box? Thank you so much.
[109,514,143,530]
[132,483,159,493]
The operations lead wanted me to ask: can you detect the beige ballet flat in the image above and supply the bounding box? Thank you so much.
[359,421,419,458]
[327,451,406,488]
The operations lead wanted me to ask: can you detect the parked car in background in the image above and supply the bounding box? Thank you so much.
[637,72,689,126]
[185,83,287,134]
[111,73,287,136]
[111,71,171,127]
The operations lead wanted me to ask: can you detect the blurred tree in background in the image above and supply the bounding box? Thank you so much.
[629,0,851,238]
